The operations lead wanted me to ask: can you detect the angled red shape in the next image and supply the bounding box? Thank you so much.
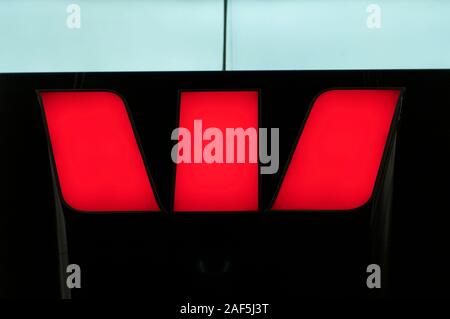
[272,89,401,211]
[174,91,259,212]
[40,91,160,212]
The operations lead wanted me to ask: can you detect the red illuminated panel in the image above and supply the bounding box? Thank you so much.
[39,91,160,212]
[272,89,400,211]
[174,91,259,212]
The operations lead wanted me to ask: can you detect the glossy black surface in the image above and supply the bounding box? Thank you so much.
[1,70,450,300]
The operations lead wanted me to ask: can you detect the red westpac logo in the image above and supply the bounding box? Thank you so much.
[38,88,402,213]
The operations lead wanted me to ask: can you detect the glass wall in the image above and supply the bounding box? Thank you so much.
[0,0,223,72]
[227,0,450,70]
[1,0,450,72]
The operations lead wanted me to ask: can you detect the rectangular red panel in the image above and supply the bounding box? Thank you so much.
[39,91,160,212]
[271,89,401,211]
[174,91,259,212]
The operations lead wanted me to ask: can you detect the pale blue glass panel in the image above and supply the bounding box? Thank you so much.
[0,0,223,72]
[227,0,450,70]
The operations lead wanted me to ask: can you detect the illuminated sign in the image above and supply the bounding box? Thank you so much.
[38,88,402,212]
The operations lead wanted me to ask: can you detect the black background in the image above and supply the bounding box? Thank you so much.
[1,70,450,300]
